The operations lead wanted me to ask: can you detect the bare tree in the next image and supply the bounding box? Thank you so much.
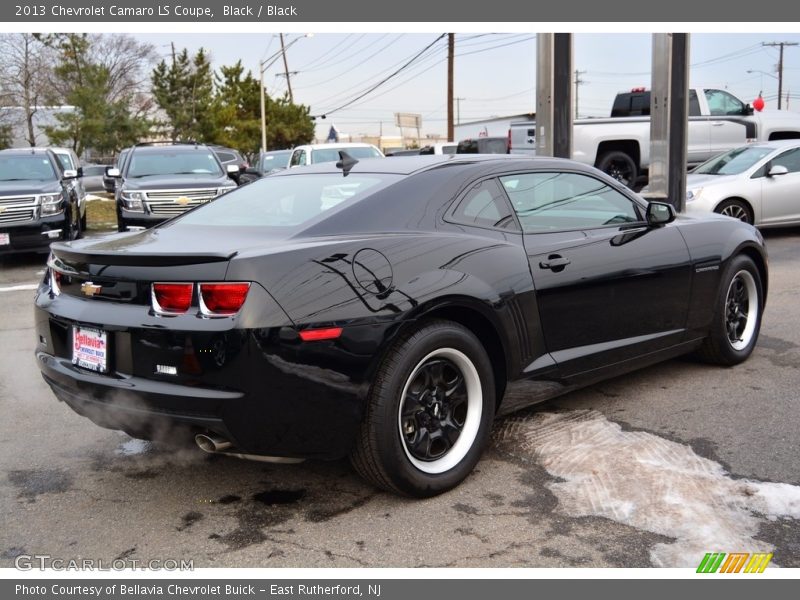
[0,33,52,146]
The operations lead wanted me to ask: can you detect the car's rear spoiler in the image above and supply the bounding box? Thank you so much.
[50,244,237,267]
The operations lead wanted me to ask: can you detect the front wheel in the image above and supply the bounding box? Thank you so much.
[696,254,763,366]
[715,199,753,224]
[350,320,495,497]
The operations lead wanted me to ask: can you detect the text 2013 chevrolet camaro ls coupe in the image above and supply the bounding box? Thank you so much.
[35,155,767,497]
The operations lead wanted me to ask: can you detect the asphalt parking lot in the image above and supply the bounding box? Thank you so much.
[1,228,798,569]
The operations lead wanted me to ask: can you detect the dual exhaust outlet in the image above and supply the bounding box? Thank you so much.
[194,433,304,464]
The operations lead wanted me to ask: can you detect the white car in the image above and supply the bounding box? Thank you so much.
[288,143,384,167]
[684,140,800,227]
[419,142,458,155]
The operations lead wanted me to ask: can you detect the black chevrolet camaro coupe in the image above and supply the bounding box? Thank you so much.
[35,155,767,497]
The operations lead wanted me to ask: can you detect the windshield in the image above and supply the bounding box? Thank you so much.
[694,146,774,175]
[126,148,223,178]
[174,173,400,228]
[0,156,58,182]
[310,147,382,164]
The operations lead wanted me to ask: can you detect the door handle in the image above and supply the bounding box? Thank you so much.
[539,255,571,270]
[711,121,725,127]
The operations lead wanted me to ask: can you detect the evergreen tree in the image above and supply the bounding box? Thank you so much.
[40,33,150,155]
[151,47,214,141]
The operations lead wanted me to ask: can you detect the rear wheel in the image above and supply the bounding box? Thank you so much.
[696,254,763,365]
[597,151,638,188]
[715,199,753,224]
[350,320,495,497]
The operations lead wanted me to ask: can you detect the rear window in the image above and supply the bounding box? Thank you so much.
[83,165,107,176]
[174,173,401,228]
[126,148,223,177]
[310,147,382,164]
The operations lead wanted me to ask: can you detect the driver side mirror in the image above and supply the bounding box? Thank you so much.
[106,167,121,178]
[63,169,78,179]
[646,201,676,226]
[768,164,789,177]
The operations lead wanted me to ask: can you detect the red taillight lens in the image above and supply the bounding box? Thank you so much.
[50,269,62,294]
[199,282,250,315]
[299,327,343,342]
[152,283,193,314]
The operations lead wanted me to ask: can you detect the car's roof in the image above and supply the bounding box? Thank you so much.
[296,143,379,150]
[272,154,591,177]
[0,147,55,157]
[747,139,800,150]
[131,144,213,153]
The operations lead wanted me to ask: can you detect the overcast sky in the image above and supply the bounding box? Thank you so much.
[136,32,800,139]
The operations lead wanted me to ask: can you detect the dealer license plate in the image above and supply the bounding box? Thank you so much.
[72,326,108,373]
[0,233,9,246]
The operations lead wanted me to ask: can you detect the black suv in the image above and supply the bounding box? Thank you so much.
[107,142,239,231]
[0,148,83,255]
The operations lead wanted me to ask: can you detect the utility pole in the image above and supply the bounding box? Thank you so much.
[455,97,465,125]
[763,41,798,110]
[447,33,454,142]
[280,33,294,103]
[574,69,586,118]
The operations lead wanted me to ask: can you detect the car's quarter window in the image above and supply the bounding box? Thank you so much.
[289,150,304,167]
[499,172,641,232]
[771,147,800,173]
[688,90,701,117]
[175,174,402,228]
[451,179,517,230]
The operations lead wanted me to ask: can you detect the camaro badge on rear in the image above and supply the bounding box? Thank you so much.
[80,282,102,297]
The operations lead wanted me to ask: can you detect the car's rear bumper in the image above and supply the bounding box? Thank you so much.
[34,290,387,460]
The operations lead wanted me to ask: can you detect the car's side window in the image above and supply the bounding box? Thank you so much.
[771,148,800,174]
[499,172,642,232]
[452,179,517,230]
[705,89,746,116]
[290,150,303,167]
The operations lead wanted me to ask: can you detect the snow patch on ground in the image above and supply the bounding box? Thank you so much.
[494,409,800,567]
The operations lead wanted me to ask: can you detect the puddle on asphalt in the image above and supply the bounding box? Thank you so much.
[493,409,800,567]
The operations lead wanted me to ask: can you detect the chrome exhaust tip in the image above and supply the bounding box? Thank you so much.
[195,433,232,453]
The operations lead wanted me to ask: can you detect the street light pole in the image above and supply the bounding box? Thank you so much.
[259,33,313,152]
[260,67,267,152]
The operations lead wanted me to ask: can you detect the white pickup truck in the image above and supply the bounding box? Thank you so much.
[510,87,800,187]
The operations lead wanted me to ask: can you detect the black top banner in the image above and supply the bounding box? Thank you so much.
[2,0,798,22]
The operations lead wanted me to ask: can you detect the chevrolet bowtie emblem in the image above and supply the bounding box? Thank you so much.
[175,196,191,205]
[0,206,6,214]
[80,282,102,297]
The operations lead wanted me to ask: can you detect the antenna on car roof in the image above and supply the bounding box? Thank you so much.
[336,151,358,177]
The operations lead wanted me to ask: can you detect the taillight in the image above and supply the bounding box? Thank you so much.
[199,282,250,315]
[50,268,62,295]
[298,327,343,342]
[152,283,193,314]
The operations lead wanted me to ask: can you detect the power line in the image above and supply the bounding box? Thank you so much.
[316,35,447,117]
